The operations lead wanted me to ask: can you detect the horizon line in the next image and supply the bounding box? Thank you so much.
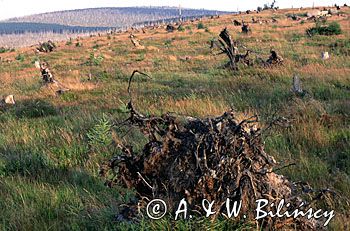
[0,4,337,21]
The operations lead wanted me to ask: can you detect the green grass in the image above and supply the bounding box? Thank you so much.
[0,8,350,230]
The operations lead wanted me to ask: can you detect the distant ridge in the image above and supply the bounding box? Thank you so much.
[0,7,232,47]
[4,7,230,28]
[0,22,111,35]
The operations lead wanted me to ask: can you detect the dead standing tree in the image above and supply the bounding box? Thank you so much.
[211,28,253,71]
[212,29,284,71]
[212,28,239,70]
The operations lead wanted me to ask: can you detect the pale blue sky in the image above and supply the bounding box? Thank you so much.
[0,0,349,20]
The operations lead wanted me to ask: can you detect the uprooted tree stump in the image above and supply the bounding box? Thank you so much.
[37,61,55,83]
[0,95,15,110]
[266,50,284,66]
[100,71,336,230]
[234,50,254,67]
[212,29,285,71]
[166,24,175,32]
[36,40,56,53]
[233,20,242,26]
[34,61,70,94]
[242,23,251,33]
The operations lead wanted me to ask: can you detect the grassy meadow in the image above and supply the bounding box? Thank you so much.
[0,7,349,230]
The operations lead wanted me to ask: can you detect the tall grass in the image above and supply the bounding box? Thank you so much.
[0,7,349,230]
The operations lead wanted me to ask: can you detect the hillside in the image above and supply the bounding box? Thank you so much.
[0,22,111,35]
[0,7,228,48]
[5,7,228,28]
[0,6,349,231]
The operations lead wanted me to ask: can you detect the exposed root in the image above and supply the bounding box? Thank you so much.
[100,71,336,230]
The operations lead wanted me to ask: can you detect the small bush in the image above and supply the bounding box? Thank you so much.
[177,25,185,32]
[286,12,307,18]
[307,22,342,36]
[87,114,112,149]
[0,47,11,53]
[289,33,303,42]
[15,54,25,62]
[117,104,129,113]
[0,47,6,53]
[87,53,104,66]
[197,22,205,29]
[97,70,112,80]
[66,38,73,46]
[297,12,308,17]
[31,56,40,64]
[164,39,173,47]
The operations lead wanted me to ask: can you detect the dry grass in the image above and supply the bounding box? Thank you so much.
[0,6,349,230]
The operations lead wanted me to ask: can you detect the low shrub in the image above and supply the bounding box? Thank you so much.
[177,25,185,32]
[197,22,205,29]
[307,22,342,36]
[15,54,25,62]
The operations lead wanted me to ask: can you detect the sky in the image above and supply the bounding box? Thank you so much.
[0,0,349,20]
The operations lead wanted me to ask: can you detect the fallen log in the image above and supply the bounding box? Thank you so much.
[129,34,145,49]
